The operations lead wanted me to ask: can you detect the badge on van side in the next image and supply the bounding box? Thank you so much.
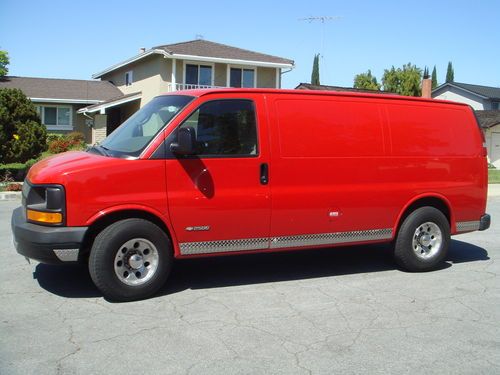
[185,226,211,232]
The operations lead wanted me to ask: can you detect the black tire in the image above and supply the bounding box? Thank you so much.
[89,218,173,301]
[394,206,450,272]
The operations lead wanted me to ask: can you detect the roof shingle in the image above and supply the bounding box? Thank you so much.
[154,39,294,65]
[475,110,500,128]
[0,76,123,102]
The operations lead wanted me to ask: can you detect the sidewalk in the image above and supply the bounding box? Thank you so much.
[488,184,500,197]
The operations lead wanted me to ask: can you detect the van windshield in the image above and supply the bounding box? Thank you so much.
[96,95,194,158]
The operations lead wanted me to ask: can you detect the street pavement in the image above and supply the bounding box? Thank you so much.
[0,197,499,375]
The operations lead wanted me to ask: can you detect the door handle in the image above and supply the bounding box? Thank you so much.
[260,163,269,185]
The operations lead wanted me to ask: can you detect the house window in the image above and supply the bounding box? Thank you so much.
[185,64,213,86]
[125,70,133,86]
[492,102,499,110]
[36,105,73,130]
[230,68,255,88]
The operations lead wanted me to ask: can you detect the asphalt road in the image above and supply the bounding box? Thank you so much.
[1,197,499,375]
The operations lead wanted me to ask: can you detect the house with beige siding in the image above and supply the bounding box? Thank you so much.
[0,76,122,143]
[79,39,294,139]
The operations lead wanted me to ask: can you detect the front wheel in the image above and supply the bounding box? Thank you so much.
[394,207,450,271]
[89,218,173,301]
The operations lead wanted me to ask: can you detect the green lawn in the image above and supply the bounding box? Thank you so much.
[489,169,500,184]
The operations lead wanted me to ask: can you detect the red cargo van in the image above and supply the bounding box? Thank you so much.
[12,89,490,301]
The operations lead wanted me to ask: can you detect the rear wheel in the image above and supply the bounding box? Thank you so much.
[89,218,172,301]
[394,207,450,271]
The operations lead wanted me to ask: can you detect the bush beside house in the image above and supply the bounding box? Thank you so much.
[0,87,87,187]
[0,88,47,163]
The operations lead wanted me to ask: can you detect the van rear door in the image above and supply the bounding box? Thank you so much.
[165,94,271,255]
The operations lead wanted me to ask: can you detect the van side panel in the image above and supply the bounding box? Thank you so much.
[267,93,486,245]
[268,94,395,240]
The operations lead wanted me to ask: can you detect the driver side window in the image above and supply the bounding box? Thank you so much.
[178,99,258,156]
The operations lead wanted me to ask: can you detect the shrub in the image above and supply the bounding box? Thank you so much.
[47,131,86,154]
[5,182,22,191]
[66,131,85,144]
[25,158,38,170]
[46,133,63,143]
[48,138,72,154]
[0,88,48,163]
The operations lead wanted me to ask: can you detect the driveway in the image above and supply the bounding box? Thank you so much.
[0,197,499,374]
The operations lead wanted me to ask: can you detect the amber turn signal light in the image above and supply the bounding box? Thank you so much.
[27,209,62,224]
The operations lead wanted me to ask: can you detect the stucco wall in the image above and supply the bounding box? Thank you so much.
[101,55,166,106]
[257,67,277,88]
[100,56,283,109]
[214,63,226,87]
[433,86,487,110]
[175,60,183,85]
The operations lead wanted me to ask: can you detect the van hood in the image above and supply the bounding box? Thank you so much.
[28,151,122,184]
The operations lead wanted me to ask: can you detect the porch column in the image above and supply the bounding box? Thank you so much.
[171,59,176,91]
[94,114,107,144]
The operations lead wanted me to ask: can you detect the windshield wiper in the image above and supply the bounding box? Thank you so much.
[88,144,110,157]
[100,145,111,155]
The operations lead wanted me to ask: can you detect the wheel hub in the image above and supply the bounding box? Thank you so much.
[412,222,443,260]
[418,233,432,247]
[128,253,144,269]
[113,238,159,286]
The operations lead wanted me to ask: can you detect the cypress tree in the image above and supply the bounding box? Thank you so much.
[446,61,454,83]
[311,54,320,85]
[431,65,438,89]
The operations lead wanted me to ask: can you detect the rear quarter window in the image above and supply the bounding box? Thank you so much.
[275,98,384,158]
[387,104,477,156]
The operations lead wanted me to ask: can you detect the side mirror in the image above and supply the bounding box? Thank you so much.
[170,127,196,155]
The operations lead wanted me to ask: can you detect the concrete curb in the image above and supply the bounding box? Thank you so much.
[0,191,21,201]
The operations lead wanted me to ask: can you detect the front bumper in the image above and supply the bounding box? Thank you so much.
[479,214,491,231]
[11,207,88,264]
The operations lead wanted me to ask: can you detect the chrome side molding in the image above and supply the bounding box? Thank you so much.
[179,228,393,255]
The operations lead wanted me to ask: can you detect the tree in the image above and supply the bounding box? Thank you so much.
[0,88,47,163]
[353,70,381,90]
[0,50,9,77]
[423,66,429,79]
[431,65,438,89]
[311,54,320,85]
[382,63,422,96]
[446,61,454,83]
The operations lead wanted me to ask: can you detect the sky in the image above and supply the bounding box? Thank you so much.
[1,0,499,89]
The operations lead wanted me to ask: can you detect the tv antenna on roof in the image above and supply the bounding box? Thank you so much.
[299,16,341,84]
[298,16,341,58]
[195,34,204,40]
[299,16,341,23]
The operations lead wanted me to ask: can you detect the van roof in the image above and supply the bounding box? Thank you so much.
[161,88,470,107]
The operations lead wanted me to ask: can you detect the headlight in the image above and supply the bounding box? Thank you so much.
[24,180,65,226]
